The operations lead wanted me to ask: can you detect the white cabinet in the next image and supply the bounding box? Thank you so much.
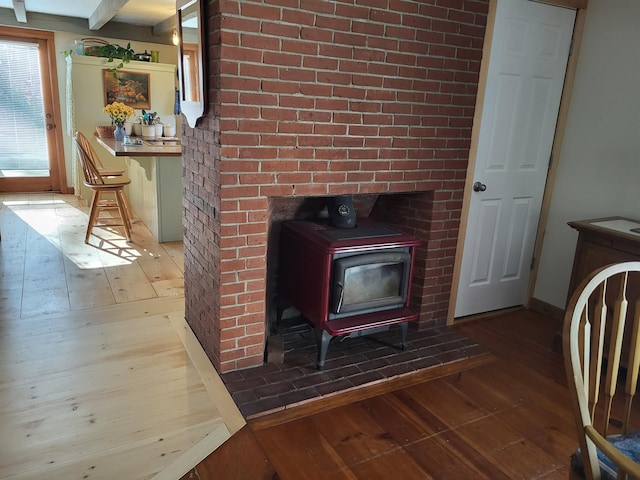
[125,155,183,243]
[66,55,177,202]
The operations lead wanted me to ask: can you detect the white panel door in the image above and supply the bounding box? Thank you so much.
[454,0,575,318]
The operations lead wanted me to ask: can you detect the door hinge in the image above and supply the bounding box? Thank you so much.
[530,256,535,270]
[548,154,553,170]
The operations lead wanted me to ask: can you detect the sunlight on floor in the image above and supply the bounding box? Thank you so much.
[0,193,185,318]
[1,195,168,268]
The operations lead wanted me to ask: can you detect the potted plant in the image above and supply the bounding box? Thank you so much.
[85,42,136,70]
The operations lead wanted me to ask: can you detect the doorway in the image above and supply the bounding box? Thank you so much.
[452,0,577,319]
[0,26,67,193]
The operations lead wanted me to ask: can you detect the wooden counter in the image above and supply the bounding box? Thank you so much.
[95,136,181,157]
[96,136,183,243]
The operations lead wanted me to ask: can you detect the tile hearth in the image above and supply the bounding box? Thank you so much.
[220,319,488,419]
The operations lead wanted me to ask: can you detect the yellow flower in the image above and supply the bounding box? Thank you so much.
[103,101,136,126]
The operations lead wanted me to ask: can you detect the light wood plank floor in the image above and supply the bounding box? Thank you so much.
[0,193,245,480]
[0,193,184,319]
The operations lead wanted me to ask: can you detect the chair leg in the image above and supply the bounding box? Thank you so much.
[115,189,132,241]
[119,190,132,231]
[121,189,133,226]
[85,191,101,243]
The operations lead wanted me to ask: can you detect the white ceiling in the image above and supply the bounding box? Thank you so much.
[0,0,176,29]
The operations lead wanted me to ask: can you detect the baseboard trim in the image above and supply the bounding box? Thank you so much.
[528,297,565,354]
[528,297,564,322]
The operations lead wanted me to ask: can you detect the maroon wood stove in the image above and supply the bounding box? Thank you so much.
[278,218,421,369]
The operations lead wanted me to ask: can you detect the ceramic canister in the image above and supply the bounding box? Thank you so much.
[141,124,156,138]
[163,125,176,137]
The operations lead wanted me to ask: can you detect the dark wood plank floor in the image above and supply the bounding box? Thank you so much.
[188,309,580,479]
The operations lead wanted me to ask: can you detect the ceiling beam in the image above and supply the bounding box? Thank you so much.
[12,0,26,23]
[89,0,130,30]
[153,14,176,36]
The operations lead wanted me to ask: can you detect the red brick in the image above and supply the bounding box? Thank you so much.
[351,20,384,35]
[260,185,295,197]
[239,197,267,209]
[277,172,313,184]
[238,313,266,326]
[240,34,279,52]
[237,120,277,134]
[291,184,328,196]
[244,302,266,315]
[282,9,314,26]
[239,93,278,108]
[260,81,301,96]
[240,2,281,20]
[219,348,247,363]
[220,185,260,198]
[278,96,314,110]
[220,46,262,64]
[238,334,264,348]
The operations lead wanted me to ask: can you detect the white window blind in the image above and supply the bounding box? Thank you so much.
[0,39,49,172]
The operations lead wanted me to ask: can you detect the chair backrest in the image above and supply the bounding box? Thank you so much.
[75,131,107,168]
[75,132,105,186]
[563,261,640,479]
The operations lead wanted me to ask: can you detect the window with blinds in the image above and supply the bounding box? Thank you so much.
[0,39,48,176]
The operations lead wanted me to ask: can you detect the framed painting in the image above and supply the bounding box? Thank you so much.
[103,70,150,109]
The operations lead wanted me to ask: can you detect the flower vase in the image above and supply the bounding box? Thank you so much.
[113,124,126,142]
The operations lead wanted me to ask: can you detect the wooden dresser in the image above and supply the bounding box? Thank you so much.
[559,217,640,359]
[553,217,640,365]
[567,217,640,300]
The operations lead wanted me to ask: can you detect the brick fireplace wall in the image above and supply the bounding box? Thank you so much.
[182,0,489,372]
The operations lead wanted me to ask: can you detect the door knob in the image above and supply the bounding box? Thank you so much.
[46,124,54,130]
[473,181,487,192]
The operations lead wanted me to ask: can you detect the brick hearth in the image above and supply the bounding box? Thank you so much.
[181,0,490,372]
[221,316,488,418]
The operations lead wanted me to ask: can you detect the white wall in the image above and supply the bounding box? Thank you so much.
[534,0,640,308]
[53,32,179,189]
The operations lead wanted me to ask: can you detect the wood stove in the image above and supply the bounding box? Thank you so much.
[278,218,421,369]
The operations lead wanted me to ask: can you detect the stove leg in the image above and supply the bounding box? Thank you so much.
[400,322,409,351]
[316,330,332,370]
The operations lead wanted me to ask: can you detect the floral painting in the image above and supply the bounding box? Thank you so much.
[103,70,150,109]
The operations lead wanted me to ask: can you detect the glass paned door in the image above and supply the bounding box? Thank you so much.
[0,27,66,193]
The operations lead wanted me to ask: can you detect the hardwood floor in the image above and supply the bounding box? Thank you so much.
[1,193,593,479]
[0,193,244,479]
[192,310,582,479]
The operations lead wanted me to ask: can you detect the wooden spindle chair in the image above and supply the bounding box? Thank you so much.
[75,131,126,177]
[74,132,132,243]
[564,261,640,480]
[76,131,132,218]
